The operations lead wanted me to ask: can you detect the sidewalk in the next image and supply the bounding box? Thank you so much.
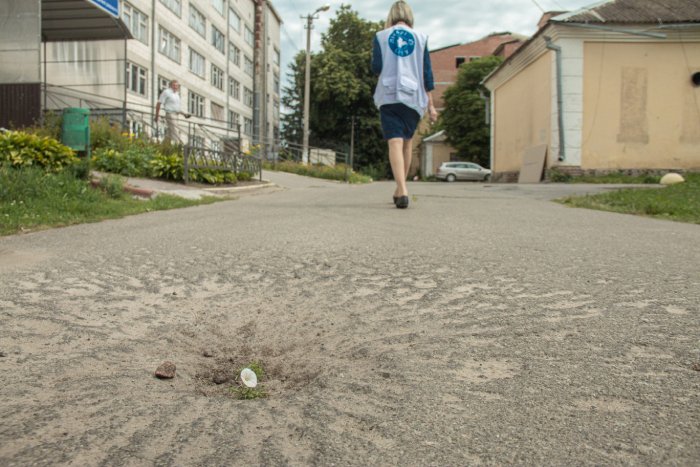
[92,171,276,200]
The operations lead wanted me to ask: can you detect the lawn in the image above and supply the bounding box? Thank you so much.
[558,173,700,224]
[0,167,221,236]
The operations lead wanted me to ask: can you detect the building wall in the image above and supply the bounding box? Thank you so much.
[492,51,552,173]
[0,0,41,84]
[582,41,700,170]
[430,33,524,110]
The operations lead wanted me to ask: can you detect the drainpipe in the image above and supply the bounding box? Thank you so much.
[544,36,565,162]
[478,88,489,125]
[150,0,156,125]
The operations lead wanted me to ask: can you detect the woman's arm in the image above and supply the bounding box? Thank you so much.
[424,45,437,122]
[371,36,383,76]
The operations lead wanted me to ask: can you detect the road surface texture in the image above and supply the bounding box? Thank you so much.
[1,172,698,466]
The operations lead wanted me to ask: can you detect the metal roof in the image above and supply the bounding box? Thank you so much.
[553,0,700,24]
[42,0,132,42]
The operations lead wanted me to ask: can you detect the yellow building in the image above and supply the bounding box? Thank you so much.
[483,0,700,182]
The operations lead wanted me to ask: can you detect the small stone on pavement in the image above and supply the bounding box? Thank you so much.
[155,361,176,379]
[202,349,214,357]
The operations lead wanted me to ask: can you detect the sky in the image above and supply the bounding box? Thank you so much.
[273,0,598,79]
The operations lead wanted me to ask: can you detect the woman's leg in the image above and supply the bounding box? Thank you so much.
[388,138,407,197]
[403,138,413,180]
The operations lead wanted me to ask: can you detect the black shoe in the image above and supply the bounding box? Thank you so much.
[396,196,409,209]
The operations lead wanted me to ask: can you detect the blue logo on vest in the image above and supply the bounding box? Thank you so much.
[388,29,415,57]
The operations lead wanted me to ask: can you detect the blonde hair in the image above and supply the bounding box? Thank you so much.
[385,1,414,29]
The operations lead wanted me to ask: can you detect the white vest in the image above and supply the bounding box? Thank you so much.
[373,25,429,116]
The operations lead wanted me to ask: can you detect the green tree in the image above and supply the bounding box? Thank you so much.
[439,56,503,167]
[280,52,305,147]
[281,5,387,173]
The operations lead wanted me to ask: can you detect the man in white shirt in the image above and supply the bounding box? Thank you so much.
[155,80,189,143]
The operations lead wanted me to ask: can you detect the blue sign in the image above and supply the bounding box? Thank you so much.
[88,0,120,18]
[388,29,416,57]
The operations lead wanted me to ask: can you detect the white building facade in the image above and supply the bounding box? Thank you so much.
[44,0,281,150]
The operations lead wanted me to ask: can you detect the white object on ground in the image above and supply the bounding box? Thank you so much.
[240,368,258,388]
[660,173,685,185]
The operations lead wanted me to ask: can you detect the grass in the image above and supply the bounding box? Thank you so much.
[0,166,221,236]
[230,362,268,400]
[264,160,372,184]
[558,173,700,224]
[549,169,661,184]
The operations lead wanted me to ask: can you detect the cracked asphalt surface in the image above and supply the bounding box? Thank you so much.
[1,172,698,465]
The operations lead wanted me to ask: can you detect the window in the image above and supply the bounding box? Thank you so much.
[229,9,241,32]
[192,135,205,149]
[244,117,253,136]
[244,55,253,76]
[212,26,225,54]
[229,43,241,66]
[158,75,171,95]
[244,26,254,46]
[160,0,181,16]
[243,87,253,108]
[229,77,240,99]
[189,48,205,78]
[211,102,224,121]
[273,73,280,95]
[228,110,239,129]
[188,91,205,117]
[158,27,181,63]
[455,57,465,68]
[123,3,148,44]
[273,99,279,119]
[189,6,206,37]
[273,47,280,66]
[126,62,147,96]
[211,0,225,16]
[211,64,224,90]
[469,56,480,62]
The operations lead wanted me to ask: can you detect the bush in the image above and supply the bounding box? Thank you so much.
[237,171,253,182]
[92,144,156,177]
[0,131,78,172]
[90,117,130,151]
[150,153,183,181]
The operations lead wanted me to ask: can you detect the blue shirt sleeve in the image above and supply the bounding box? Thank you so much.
[424,45,435,91]
[371,36,383,76]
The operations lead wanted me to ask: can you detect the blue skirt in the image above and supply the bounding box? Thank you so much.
[380,103,421,140]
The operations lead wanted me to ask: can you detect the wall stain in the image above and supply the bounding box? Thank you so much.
[617,67,649,144]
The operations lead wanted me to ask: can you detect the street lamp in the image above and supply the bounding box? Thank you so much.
[302,4,330,164]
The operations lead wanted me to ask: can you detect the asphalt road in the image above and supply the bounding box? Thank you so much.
[1,173,698,466]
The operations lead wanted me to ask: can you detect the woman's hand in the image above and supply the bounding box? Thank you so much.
[429,105,438,124]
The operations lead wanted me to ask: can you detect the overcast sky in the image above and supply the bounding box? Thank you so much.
[274,0,597,77]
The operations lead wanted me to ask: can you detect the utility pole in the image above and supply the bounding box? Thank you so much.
[301,5,330,165]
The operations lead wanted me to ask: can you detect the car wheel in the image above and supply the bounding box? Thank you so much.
[446,174,456,182]
[483,174,491,182]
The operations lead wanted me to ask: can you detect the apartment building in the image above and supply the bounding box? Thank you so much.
[42,0,281,149]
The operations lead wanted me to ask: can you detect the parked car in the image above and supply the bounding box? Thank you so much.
[436,162,492,182]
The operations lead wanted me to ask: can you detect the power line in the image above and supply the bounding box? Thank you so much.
[530,0,546,13]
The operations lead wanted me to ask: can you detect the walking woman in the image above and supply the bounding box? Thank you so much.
[372,1,437,209]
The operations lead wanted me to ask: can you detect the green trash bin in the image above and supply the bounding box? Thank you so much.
[61,108,90,157]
